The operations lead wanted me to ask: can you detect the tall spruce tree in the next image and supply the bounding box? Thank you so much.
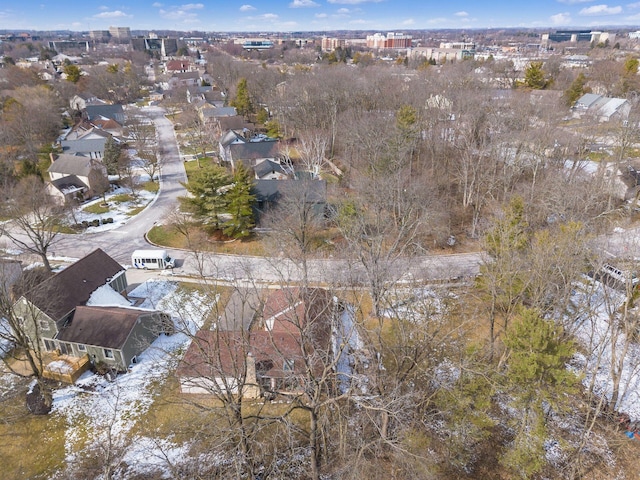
[179,165,231,228]
[501,307,577,479]
[231,77,252,119]
[223,163,255,239]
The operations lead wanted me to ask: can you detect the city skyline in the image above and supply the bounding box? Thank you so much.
[2,1,640,33]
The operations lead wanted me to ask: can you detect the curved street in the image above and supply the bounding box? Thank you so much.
[0,106,484,285]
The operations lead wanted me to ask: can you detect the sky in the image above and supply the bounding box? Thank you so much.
[1,1,640,33]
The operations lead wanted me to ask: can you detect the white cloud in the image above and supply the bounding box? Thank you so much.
[402,18,415,25]
[455,11,469,17]
[627,1,640,7]
[349,18,369,24]
[579,4,623,14]
[289,0,319,7]
[98,5,109,11]
[152,2,163,7]
[427,17,448,25]
[315,12,328,18]
[551,12,572,24]
[93,10,131,19]
[259,13,279,20]
[337,8,350,13]
[239,4,255,11]
[159,5,201,23]
[558,0,595,3]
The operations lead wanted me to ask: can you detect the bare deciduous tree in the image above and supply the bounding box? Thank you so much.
[1,176,67,272]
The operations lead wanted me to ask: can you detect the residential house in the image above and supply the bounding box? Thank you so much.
[69,93,105,112]
[55,305,172,373]
[572,93,631,122]
[84,103,126,125]
[164,71,201,90]
[12,249,171,380]
[253,178,327,218]
[253,158,288,180]
[60,125,113,159]
[47,153,109,203]
[177,287,336,398]
[166,59,192,73]
[218,129,279,172]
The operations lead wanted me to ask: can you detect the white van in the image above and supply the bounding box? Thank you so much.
[131,249,175,270]
[601,263,639,289]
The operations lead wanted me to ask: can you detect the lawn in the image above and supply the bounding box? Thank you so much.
[147,224,267,256]
[0,378,67,479]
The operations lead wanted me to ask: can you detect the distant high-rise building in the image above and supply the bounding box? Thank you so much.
[321,37,345,51]
[109,26,131,42]
[366,32,412,49]
[89,30,110,43]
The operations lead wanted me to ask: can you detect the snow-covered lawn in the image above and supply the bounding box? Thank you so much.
[570,279,640,420]
[48,280,210,479]
[70,181,155,234]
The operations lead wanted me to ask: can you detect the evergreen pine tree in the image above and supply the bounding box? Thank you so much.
[501,307,577,479]
[223,163,255,239]
[179,165,231,228]
[231,78,252,119]
[103,136,122,176]
[563,72,590,106]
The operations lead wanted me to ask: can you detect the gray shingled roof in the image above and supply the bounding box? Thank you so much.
[56,305,144,349]
[84,104,125,124]
[48,154,95,177]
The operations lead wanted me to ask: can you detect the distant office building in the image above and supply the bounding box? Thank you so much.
[542,30,614,46]
[630,31,640,39]
[48,41,90,52]
[366,32,412,49]
[439,41,476,50]
[109,26,131,42]
[89,30,110,43]
[131,37,178,57]
[242,39,274,50]
[409,41,475,63]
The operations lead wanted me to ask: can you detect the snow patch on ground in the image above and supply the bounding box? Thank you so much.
[49,280,210,478]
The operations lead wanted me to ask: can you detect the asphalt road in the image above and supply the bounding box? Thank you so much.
[1,106,484,285]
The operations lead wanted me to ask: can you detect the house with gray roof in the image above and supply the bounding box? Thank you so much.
[573,93,630,122]
[47,153,109,203]
[84,104,125,124]
[218,129,279,172]
[60,126,112,159]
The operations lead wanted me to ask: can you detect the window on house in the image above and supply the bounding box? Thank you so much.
[39,320,49,331]
[44,339,57,351]
[104,349,114,359]
[283,359,294,372]
[59,343,71,355]
[78,344,86,352]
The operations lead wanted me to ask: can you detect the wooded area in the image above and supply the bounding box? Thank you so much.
[3,34,640,479]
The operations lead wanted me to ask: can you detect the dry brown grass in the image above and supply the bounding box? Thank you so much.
[0,379,67,479]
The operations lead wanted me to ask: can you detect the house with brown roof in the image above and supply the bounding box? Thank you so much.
[166,59,192,73]
[177,287,336,398]
[13,249,171,378]
[56,305,172,372]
